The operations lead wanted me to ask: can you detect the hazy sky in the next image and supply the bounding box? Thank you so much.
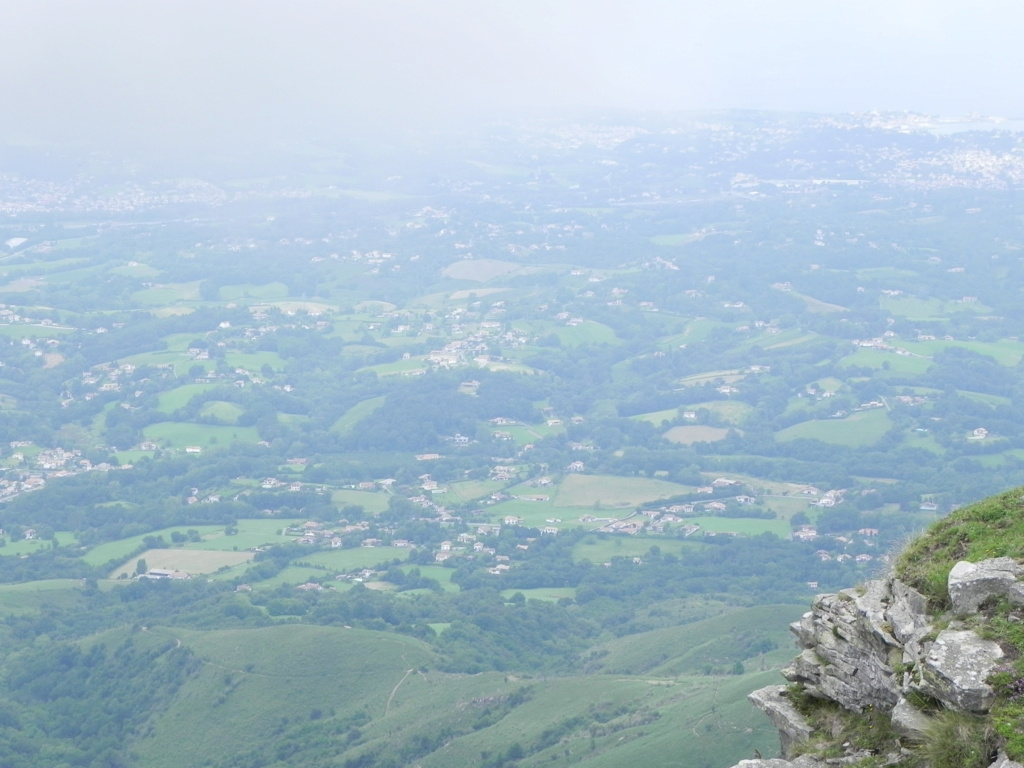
[2,0,1022,148]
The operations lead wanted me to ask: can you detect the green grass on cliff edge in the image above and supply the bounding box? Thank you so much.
[894,486,1024,610]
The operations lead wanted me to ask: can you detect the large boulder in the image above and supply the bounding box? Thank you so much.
[889,696,932,740]
[917,629,1004,712]
[948,557,1024,614]
[747,686,813,758]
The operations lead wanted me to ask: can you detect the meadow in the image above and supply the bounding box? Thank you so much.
[330,395,387,434]
[776,408,893,448]
[663,425,731,444]
[554,474,694,508]
[142,422,261,448]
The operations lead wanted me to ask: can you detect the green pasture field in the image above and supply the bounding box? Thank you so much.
[837,348,933,376]
[199,401,244,423]
[630,407,678,425]
[108,548,253,579]
[442,259,522,282]
[131,281,202,305]
[247,300,336,315]
[812,377,845,393]
[689,399,754,423]
[142,422,261,449]
[493,423,563,443]
[134,625,434,768]
[664,425,731,444]
[763,331,821,349]
[899,337,1024,366]
[0,324,74,338]
[0,532,76,557]
[760,495,816,520]
[219,282,289,300]
[247,564,336,588]
[150,307,195,317]
[447,287,511,300]
[0,580,90,616]
[956,390,1012,406]
[331,489,391,514]
[276,413,310,429]
[83,525,224,566]
[407,670,782,768]
[554,474,694,509]
[156,382,217,413]
[500,587,576,602]
[880,295,992,320]
[688,516,791,537]
[658,317,730,348]
[396,564,459,591]
[357,357,429,377]
[223,350,286,371]
[590,604,805,676]
[776,408,893,448]
[678,369,744,386]
[571,534,700,563]
[790,292,847,313]
[184,519,304,552]
[482,497,565,527]
[295,546,411,572]
[448,479,507,504]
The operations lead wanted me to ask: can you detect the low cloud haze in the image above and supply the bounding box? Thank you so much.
[2,0,1022,151]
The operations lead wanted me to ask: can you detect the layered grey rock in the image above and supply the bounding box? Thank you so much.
[730,759,825,768]
[916,629,1003,712]
[747,686,813,758]
[782,582,901,712]
[948,557,1024,614]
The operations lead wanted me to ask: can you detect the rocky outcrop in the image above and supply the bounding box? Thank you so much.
[948,557,1024,614]
[746,686,813,758]
[725,557,1024,768]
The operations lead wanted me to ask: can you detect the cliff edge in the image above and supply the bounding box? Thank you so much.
[728,486,1024,768]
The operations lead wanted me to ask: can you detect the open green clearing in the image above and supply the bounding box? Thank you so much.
[664,425,731,444]
[837,347,933,376]
[156,382,217,413]
[331,489,391,514]
[899,337,1024,366]
[776,408,893,448]
[880,295,992,320]
[295,547,411,572]
[331,395,386,434]
[442,259,523,282]
[199,400,244,423]
[554,474,694,509]
[0,532,77,557]
[571,535,700,563]
[678,369,744,386]
[448,479,507,504]
[142,422,261,449]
